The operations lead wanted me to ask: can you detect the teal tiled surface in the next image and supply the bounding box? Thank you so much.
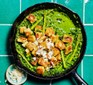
[83,56,93,85]
[85,0,93,23]
[22,0,51,11]
[0,26,11,55]
[52,79,73,85]
[57,0,83,21]
[0,0,20,24]
[0,0,93,85]
[84,26,93,54]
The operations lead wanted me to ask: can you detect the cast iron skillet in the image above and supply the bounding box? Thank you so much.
[10,2,88,85]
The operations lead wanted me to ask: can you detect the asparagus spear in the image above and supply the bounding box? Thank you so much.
[31,9,53,31]
[43,9,53,33]
[16,49,33,68]
[31,17,43,30]
[43,13,46,33]
[68,34,81,62]
[61,51,67,68]
[65,53,72,61]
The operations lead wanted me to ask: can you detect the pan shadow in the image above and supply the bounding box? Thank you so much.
[27,75,50,85]
[26,74,78,85]
[4,26,15,84]
[52,74,78,85]
[6,26,15,64]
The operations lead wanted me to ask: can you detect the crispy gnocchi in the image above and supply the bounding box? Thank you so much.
[15,9,83,76]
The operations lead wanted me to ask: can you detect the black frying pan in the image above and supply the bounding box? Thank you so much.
[10,2,88,85]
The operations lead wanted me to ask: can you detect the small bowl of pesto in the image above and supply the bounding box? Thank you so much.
[10,2,87,85]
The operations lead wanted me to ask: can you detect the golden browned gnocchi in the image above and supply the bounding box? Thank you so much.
[17,25,74,75]
[15,8,84,77]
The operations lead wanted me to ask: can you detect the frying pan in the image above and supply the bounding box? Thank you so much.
[10,2,88,85]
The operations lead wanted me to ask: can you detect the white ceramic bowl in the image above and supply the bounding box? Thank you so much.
[6,64,27,85]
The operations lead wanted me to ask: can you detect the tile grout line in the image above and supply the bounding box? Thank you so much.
[83,0,85,24]
[84,54,93,56]
[81,0,85,79]
[20,0,22,14]
[0,55,13,57]
[81,60,83,78]
[1,23,93,26]
[0,24,12,26]
[51,0,57,3]
[51,0,53,2]
[84,23,93,26]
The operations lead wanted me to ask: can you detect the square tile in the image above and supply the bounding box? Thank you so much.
[0,26,12,55]
[83,56,93,84]
[0,0,20,24]
[21,0,51,11]
[52,79,73,85]
[77,63,82,76]
[84,26,93,54]
[57,0,83,21]
[85,0,93,23]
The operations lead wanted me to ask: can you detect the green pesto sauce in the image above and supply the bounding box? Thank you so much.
[15,9,83,77]
[46,11,75,33]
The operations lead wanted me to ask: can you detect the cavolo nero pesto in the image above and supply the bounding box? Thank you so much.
[15,9,83,77]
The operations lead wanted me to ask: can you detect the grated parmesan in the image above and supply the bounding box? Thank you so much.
[8,68,24,83]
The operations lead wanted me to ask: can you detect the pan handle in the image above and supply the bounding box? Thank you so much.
[71,71,88,85]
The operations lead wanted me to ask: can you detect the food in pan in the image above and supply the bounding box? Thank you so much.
[15,9,83,76]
